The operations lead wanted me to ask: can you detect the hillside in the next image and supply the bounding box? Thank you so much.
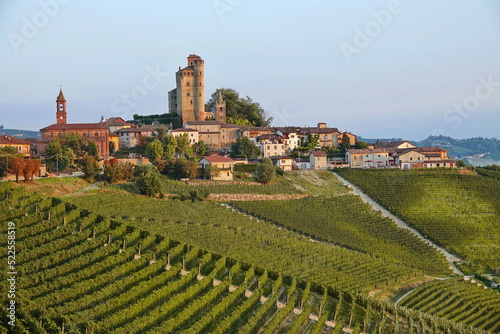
[0,182,480,334]
[336,168,500,275]
[360,135,500,166]
[0,127,40,139]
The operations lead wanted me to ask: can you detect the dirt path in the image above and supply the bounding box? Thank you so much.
[333,172,464,276]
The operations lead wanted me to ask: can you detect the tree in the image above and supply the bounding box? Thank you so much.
[255,158,276,184]
[173,158,198,179]
[103,158,134,183]
[230,137,261,160]
[30,159,41,180]
[23,159,35,181]
[135,170,163,197]
[354,139,369,149]
[301,134,319,150]
[87,140,99,159]
[81,155,101,183]
[109,141,116,154]
[175,133,193,157]
[146,139,164,162]
[8,157,25,182]
[161,134,177,159]
[46,140,74,173]
[193,140,211,156]
[203,164,221,180]
[340,133,351,152]
[206,88,272,126]
[0,146,17,177]
[456,160,466,168]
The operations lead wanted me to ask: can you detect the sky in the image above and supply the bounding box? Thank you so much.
[1,0,499,140]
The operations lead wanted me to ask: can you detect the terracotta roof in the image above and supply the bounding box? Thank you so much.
[423,159,456,163]
[0,134,33,146]
[41,123,108,131]
[201,156,235,163]
[114,124,169,133]
[375,141,414,148]
[186,121,223,125]
[106,117,133,126]
[171,128,198,132]
[348,148,391,154]
[310,151,327,157]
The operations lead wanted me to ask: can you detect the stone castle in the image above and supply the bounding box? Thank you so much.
[168,55,226,125]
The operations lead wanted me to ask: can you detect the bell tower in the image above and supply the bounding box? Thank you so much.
[215,91,226,123]
[56,88,67,125]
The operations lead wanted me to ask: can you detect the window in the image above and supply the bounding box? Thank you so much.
[274,146,277,150]
[410,157,413,161]
[95,132,99,137]
[366,155,368,157]
[190,100,193,104]
[186,82,190,86]
[187,92,190,97]
[199,93,201,97]
[227,172,230,176]
[219,107,223,111]
[267,146,270,150]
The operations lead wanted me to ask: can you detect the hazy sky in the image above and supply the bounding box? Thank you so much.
[1,1,499,140]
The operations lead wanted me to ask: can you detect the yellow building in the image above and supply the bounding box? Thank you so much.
[0,135,32,156]
[198,156,235,180]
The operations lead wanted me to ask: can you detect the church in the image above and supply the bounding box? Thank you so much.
[37,89,110,158]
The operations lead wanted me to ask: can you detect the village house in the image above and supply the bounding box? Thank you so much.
[346,148,391,168]
[294,158,311,170]
[114,124,171,149]
[37,89,111,158]
[185,121,240,150]
[0,134,32,156]
[170,128,199,145]
[270,156,294,171]
[198,156,235,180]
[255,134,287,158]
[310,150,328,169]
[395,147,456,169]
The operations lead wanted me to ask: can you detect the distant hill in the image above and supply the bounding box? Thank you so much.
[0,127,40,139]
[414,136,500,166]
[359,135,500,166]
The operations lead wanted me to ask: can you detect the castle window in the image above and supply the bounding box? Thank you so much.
[200,82,202,86]
[219,107,223,111]
[187,92,190,97]
[95,132,98,137]
[190,100,193,104]
[186,82,190,86]
[199,93,201,97]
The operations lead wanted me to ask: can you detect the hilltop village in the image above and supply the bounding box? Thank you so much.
[1,55,456,180]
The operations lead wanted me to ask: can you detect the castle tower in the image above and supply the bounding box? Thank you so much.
[215,91,226,123]
[56,88,67,124]
[171,55,206,124]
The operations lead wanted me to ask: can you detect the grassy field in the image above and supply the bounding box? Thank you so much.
[336,168,500,274]
[12,176,90,197]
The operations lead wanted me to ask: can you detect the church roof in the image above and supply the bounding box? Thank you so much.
[41,123,108,131]
[56,89,66,102]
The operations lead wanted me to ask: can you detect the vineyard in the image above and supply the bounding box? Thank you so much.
[230,196,450,275]
[399,278,500,332]
[0,183,490,333]
[335,169,500,272]
[65,191,418,292]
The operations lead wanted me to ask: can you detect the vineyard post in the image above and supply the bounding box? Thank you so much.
[48,211,51,220]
